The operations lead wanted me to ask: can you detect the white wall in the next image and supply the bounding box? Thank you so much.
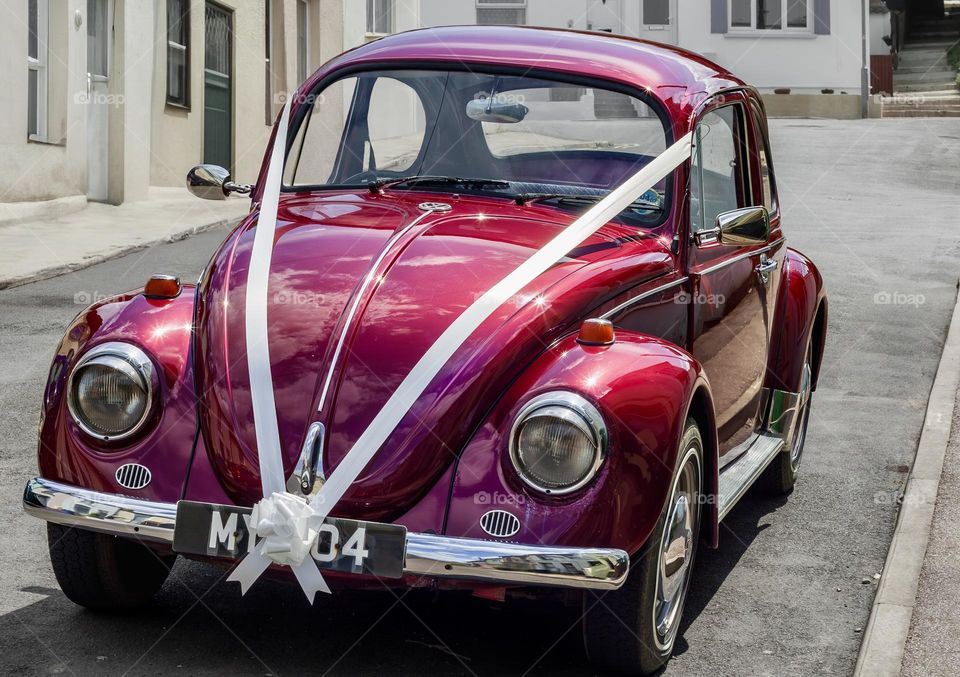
[419,0,866,94]
[675,2,864,94]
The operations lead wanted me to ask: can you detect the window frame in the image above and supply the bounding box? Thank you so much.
[279,63,675,233]
[27,0,48,141]
[729,0,812,34]
[366,0,395,36]
[166,0,190,109]
[297,0,310,83]
[690,101,754,239]
[476,0,527,26]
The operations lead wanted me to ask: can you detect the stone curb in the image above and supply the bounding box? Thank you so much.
[853,281,960,677]
[0,214,240,291]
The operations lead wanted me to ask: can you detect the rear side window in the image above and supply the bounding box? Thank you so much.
[690,104,750,233]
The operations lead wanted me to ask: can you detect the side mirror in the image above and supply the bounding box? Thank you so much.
[186,164,252,200]
[695,206,769,247]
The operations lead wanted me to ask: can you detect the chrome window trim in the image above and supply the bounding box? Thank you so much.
[696,236,785,277]
[600,276,689,320]
[508,391,608,496]
[66,342,157,442]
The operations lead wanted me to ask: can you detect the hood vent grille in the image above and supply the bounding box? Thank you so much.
[479,509,521,538]
[115,463,152,490]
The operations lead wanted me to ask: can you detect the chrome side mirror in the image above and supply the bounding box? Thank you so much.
[695,206,769,247]
[186,164,252,200]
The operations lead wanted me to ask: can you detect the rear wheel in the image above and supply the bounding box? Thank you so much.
[583,419,703,675]
[762,338,814,495]
[47,523,173,611]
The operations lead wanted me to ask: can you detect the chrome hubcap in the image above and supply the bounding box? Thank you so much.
[791,358,813,471]
[654,448,700,649]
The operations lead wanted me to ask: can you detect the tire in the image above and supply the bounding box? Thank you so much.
[762,337,814,495]
[47,523,173,611]
[583,419,703,675]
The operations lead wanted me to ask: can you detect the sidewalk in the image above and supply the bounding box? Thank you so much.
[0,187,249,289]
[901,387,960,675]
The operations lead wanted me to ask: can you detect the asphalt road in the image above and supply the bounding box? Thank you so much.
[2,118,960,676]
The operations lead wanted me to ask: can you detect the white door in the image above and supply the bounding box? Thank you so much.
[86,0,110,201]
[637,0,678,45]
[588,0,623,33]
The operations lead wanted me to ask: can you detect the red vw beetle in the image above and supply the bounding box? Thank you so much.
[24,26,825,675]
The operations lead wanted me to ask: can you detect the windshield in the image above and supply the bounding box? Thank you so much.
[284,69,669,223]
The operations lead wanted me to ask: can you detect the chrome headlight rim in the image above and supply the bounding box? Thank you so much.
[67,342,156,443]
[508,391,608,496]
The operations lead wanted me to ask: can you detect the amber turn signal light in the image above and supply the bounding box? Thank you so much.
[144,274,182,299]
[577,318,615,346]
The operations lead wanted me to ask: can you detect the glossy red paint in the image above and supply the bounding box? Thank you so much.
[445,331,710,556]
[764,248,828,394]
[38,290,198,504]
[35,27,827,584]
[194,189,677,514]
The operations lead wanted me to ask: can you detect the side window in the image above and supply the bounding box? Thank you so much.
[365,77,426,174]
[750,102,777,214]
[690,105,749,233]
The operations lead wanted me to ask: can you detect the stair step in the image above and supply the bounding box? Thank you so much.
[892,81,958,92]
[717,434,783,521]
[883,109,960,117]
[896,65,953,74]
[893,70,957,82]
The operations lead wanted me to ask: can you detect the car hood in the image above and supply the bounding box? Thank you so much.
[195,191,672,516]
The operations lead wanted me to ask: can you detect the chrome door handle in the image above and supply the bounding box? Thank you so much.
[756,255,778,284]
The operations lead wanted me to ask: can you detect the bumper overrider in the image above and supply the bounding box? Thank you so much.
[23,477,628,591]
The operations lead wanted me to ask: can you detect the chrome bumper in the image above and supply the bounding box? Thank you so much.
[23,477,628,591]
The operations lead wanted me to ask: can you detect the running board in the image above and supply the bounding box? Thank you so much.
[718,434,785,520]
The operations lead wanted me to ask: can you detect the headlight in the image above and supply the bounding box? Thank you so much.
[67,342,155,441]
[509,392,607,495]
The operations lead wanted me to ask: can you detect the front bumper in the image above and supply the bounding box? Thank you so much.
[23,477,628,591]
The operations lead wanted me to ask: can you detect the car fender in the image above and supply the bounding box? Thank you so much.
[443,330,718,558]
[765,247,828,395]
[36,288,199,504]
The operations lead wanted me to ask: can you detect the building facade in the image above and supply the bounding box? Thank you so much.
[421,0,869,116]
[2,0,419,210]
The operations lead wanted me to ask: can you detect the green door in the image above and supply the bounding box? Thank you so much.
[204,3,232,171]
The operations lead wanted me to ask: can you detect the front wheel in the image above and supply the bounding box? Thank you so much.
[48,523,173,611]
[583,419,703,675]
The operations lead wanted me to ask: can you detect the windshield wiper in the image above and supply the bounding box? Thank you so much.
[369,176,511,193]
[514,193,663,212]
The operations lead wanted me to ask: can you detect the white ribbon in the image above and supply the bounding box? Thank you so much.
[228,90,693,603]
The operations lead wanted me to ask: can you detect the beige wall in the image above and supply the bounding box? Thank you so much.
[1,0,420,205]
[0,0,87,204]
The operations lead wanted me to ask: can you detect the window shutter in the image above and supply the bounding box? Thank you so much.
[711,0,727,34]
[814,0,831,35]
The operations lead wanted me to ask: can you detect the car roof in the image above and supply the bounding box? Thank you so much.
[317,25,748,120]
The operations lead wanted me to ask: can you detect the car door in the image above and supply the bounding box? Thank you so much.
[686,95,773,460]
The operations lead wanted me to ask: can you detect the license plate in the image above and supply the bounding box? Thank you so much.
[172,501,407,579]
